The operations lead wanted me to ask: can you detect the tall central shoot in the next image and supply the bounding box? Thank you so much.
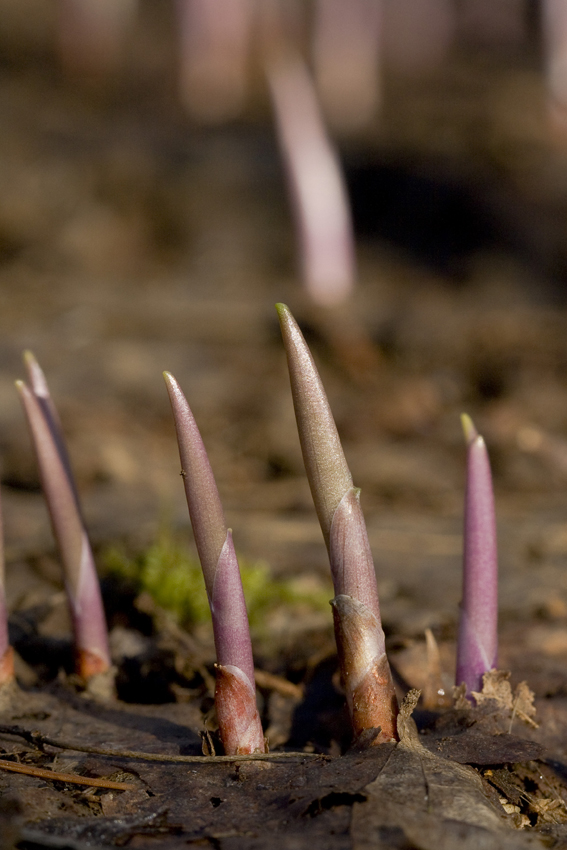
[277,304,398,743]
[164,372,266,755]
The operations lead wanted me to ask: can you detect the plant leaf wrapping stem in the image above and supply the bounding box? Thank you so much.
[329,487,381,615]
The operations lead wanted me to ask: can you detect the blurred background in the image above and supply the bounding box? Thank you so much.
[2,0,567,701]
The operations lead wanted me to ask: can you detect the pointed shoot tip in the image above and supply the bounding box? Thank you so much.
[461,413,479,445]
[163,371,183,396]
[22,350,50,398]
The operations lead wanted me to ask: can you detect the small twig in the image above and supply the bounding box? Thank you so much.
[0,725,328,763]
[0,757,134,790]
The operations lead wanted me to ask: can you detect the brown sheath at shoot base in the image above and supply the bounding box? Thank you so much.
[214,664,268,755]
[331,594,398,743]
[0,647,14,686]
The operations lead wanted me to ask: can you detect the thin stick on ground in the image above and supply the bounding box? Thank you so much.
[277,303,398,744]
[0,758,135,790]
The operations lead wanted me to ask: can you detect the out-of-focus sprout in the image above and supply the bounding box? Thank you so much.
[456,414,498,695]
[57,0,138,77]
[176,0,254,122]
[542,0,567,134]
[382,0,455,74]
[267,56,356,307]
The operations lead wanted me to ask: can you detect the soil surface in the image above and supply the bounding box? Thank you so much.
[3,6,567,849]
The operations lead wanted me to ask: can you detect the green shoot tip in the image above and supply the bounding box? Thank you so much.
[461,413,479,445]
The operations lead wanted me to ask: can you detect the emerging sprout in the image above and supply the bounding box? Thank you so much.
[176,0,254,122]
[456,413,498,695]
[277,303,398,743]
[16,353,111,681]
[57,0,137,78]
[312,0,382,132]
[543,0,567,133]
[0,486,14,686]
[163,372,266,755]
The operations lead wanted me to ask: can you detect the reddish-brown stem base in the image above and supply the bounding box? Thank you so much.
[76,648,110,680]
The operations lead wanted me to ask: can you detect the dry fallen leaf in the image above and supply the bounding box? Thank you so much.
[471,670,538,730]
[351,690,547,850]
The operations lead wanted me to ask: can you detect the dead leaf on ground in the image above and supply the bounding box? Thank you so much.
[351,690,548,850]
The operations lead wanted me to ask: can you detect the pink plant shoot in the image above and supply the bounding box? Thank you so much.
[58,0,138,78]
[312,0,383,132]
[267,56,356,307]
[0,486,14,686]
[163,372,266,755]
[176,0,254,123]
[543,0,567,133]
[16,354,111,681]
[277,304,398,743]
[456,414,498,695]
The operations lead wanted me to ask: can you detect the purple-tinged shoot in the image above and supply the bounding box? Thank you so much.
[163,372,266,755]
[57,0,137,78]
[23,351,75,490]
[0,486,14,686]
[176,0,253,123]
[16,357,111,681]
[456,413,498,696]
[543,0,567,136]
[277,303,397,743]
[267,56,356,307]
